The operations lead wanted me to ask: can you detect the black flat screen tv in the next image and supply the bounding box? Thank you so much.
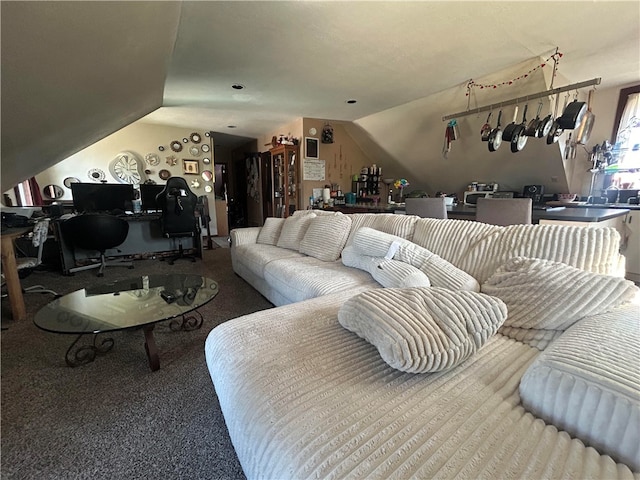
[139,184,165,211]
[71,183,134,213]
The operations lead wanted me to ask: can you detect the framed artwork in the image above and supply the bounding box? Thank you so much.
[305,137,319,159]
[183,159,199,175]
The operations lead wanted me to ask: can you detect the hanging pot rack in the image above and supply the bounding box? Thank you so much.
[441,77,601,122]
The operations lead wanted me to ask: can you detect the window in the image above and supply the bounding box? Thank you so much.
[607,85,640,190]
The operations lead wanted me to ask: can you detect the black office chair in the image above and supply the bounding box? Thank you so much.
[156,177,199,264]
[64,214,133,276]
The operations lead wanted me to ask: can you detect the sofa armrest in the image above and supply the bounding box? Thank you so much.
[230,227,261,247]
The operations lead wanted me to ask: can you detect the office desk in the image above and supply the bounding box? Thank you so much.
[1,227,32,321]
[55,214,199,275]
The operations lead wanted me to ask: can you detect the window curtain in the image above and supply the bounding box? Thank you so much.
[616,92,640,154]
[12,177,43,206]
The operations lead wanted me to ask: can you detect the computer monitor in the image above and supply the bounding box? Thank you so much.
[71,183,134,213]
[139,184,165,211]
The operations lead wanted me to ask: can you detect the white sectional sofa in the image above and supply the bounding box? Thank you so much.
[206,211,640,479]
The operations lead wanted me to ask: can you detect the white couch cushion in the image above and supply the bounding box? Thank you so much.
[299,213,352,261]
[482,256,638,330]
[276,212,316,251]
[257,217,285,245]
[519,304,640,470]
[346,213,418,246]
[232,243,305,278]
[338,287,507,373]
[350,227,480,292]
[342,246,431,288]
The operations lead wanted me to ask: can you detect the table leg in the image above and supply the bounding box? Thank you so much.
[143,324,160,371]
[1,235,26,321]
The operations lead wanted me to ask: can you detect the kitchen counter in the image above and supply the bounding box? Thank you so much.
[324,203,630,223]
[546,201,640,211]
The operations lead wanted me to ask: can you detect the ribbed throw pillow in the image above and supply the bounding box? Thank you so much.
[338,287,507,373]
[482,256,638,330]
[299,213,351,261]
[256,217,285,245]
[276,213,316,251]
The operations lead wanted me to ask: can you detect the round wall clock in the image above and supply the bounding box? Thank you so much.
[170,141,183,152]
[190,133,201,143]
[201,144,210,153]
[109,151,144,185]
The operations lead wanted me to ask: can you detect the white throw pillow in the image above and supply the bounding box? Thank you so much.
[519,305,640,470]
[338,287,507,373]
[342,246,430,288]
[482,256,638,330]
[299,213,352,261]
[276,213,317,251]
[256,217,285,245]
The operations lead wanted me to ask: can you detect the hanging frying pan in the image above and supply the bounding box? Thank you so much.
[501,106,520,143]
[558,96,587,130]
[480,112,493,141]
[510,104,528,153]
[525,102,543,137]
[547,94,569,145]
[576,89,596,145]
[538,96,555,138]
[488,110,503,152]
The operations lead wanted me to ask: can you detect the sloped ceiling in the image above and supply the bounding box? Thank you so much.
[2,1,639,193]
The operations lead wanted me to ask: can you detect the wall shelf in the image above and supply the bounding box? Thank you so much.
[442,77,601,122]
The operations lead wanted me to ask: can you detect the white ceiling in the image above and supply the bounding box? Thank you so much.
[143,1,640,145]
[2,1,639,191]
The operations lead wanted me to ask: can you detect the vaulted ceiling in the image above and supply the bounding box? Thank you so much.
[2,1,639,192]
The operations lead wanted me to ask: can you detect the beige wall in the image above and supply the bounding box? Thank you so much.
[28,120,220,234]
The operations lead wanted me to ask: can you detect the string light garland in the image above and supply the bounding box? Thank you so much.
[465,49,563,96]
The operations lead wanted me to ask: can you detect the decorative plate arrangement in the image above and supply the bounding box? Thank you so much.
[202,157,211,164]
[191,179,200,189]
[159,169,171,180]
[165,155,177,166]
[88,168,106,182]
[170,141,183,152]
[189,146,200,156]
[190,132,201,144]
[63,176,80,188]
[201,144,210,153]
[145,153,160,166]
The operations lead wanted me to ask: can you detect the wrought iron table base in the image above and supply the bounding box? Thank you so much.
[64,310,204,371]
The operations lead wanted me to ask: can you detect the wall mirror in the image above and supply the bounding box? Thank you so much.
[202,170,213,182]
[43,184,64,199]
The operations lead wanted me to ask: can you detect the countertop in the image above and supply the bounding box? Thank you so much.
[324,203,630,223]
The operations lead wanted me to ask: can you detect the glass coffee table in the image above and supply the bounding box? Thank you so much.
[34,274,218,371]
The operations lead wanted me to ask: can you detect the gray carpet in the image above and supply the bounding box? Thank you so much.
[1,244,273,479]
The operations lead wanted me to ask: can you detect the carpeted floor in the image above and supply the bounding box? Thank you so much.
[1,242,272,479]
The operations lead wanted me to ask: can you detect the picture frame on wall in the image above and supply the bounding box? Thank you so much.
[305,137,319,159]
[183,159,199,175]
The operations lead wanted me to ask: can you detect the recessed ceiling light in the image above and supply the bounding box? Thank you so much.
[227,125,237,129]
[231,84,245,90]
[346,99,357,104]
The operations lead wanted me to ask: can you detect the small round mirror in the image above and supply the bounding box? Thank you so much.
[43,184,64,199]
[202,157,211,164]
[202,170,213,182]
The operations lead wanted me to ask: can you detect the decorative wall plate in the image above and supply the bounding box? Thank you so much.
[88,168,106,182]
[191,179,200,189]
[202,157,211,164]
[145,153,160,166]
[165,155,177,166]
[190,132,201,144]
[201,144,210,153]
[158,145,165,152]
[63,176,80,188]
[170,141,183,152]
[202,170,213,182]
[159,169,171,180]
[204,185,213,193]
[110,151,144,184]
[189,146,200,156]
